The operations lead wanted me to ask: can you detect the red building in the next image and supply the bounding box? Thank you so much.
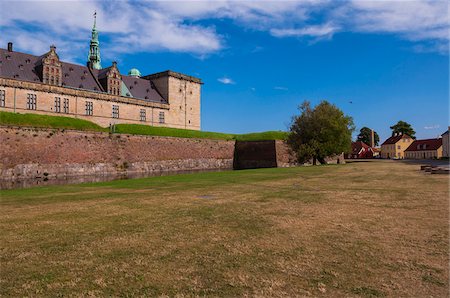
[348,141,374,159]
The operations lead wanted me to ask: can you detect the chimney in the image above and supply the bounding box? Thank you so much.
[7,42,13,52]
[370,129,375,148]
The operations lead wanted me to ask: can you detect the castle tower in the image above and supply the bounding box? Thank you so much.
[87,11,102,69]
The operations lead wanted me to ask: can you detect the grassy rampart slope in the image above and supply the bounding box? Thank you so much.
[0,111,287,141]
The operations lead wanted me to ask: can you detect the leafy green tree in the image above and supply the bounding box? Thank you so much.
[357,127,379,146]
[390,120,416,139]
[287,100,354,165]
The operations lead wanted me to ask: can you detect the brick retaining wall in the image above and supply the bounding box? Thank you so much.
[0,126,234,180]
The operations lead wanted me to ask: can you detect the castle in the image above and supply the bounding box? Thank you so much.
[0,15,202,130]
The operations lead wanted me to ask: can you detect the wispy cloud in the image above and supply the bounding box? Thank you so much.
[270,23,338,38]
[274,86,289,91]
[424,124,440,130]
[218,77,235,85]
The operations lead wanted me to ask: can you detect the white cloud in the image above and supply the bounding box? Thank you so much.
[270,23,338,38]
[218,77,235,84]
[0,0,448,64]
[349,1,448,40]
[0,0,223,64]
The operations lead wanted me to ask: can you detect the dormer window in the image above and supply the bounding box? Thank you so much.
[25,59,31,64]
[6,55,11,60]
[18,64,24,70]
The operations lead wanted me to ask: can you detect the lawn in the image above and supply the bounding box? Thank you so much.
[0,111,287,141]
[0,160,448,296]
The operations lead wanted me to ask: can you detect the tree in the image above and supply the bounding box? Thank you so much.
[287,100,354,165]
[357,127,379,146]
[390,120,416,139]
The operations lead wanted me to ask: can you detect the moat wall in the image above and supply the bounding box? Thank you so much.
[0,126,235,180]
[0,126,349,181]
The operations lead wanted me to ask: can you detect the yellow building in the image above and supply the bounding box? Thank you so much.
[442,128,449,158]
[404,138,443,159]
[380,133,413,159]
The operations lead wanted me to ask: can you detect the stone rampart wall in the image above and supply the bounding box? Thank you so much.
[0,126,234,180]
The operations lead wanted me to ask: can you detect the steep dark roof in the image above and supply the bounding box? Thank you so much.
[381,134,411,145]
[61,61,104,92]
[97,66,112,79]
[0,49,41,83]
[122,75,165,103]
[405,138,442,152]
[0,47,165,103]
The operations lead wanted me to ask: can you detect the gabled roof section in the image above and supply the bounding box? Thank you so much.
[0,46,168,103]
[405,138,442,152]
[122,75,166,103]
[0,48,42,83]
[351,141,372,154]
[381,134,411,145]
[61,61,104,92]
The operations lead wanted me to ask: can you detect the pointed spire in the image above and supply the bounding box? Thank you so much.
[87,11,101,69]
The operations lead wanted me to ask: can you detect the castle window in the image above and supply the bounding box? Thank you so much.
[159,111,165,124]
[85,101,93,116]
[63,98,69,114]
[0,90,5,107]
[54,97,61,113]
[112,105,119,119]
[140,109,146,122]
[27,94,37,110]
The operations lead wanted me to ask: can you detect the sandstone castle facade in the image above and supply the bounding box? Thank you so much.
[0,15,202,130]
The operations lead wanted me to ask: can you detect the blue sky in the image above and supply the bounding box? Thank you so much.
[0,0,448,141]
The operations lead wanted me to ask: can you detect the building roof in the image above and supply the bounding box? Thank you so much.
[144,70,203,84]
[0,49,42,83]
[121,75,165,103]
[0,47,166,104]
[442,127,450,136]
[381,134,411,145]
[404,138,442,152]
[351,141,372,154]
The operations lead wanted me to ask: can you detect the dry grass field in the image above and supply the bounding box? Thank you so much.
[0,160,448,296]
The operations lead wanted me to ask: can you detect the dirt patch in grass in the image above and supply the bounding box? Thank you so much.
[0,160,448,296]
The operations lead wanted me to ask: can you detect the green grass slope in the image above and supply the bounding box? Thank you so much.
[0,111,107,132]
[0,111,287,141]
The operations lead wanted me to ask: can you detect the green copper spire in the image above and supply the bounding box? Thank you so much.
[87,11,102,70]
